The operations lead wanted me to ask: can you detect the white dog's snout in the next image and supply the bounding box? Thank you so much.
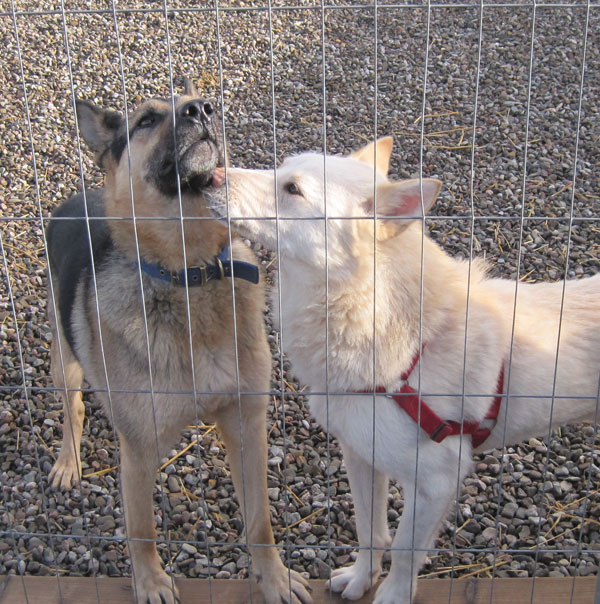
[205,190,228,220]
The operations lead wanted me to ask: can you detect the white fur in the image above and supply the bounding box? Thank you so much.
[209,140,600,603]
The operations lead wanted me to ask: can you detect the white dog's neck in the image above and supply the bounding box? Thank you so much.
[276,223,479,391]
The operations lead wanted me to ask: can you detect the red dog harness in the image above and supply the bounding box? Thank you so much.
[364,348,505,449]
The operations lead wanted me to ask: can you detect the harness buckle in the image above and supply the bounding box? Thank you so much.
[170,270,180,285]
[430,421,453,443]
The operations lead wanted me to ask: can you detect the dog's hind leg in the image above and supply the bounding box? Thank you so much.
[118,431,179,604]
[49,335,85,490]
[327,442,391,600]
[215,397,312,604]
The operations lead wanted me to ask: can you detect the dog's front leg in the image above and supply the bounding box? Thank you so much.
[119,432,179,604]
[327,441,391,600]
[373,443,471,604]
[216,399,312,604]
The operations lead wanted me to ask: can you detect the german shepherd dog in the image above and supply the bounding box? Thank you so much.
[46,79,311,604]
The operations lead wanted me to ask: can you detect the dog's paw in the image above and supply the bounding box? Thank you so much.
[372,575,415,604]
[326,563,380,600]
[258,566,312,604]
[133,569,179,604]
[49,453,81,490]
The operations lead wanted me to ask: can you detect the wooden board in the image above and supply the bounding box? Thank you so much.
[0,575,596,604]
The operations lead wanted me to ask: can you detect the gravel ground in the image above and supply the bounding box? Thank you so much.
[1,0,600,592]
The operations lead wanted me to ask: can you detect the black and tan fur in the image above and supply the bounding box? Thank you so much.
[46,79,311,604]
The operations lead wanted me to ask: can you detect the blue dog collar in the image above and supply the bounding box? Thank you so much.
[138,245,259,287]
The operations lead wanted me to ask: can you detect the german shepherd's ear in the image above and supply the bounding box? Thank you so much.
[183,77,199,98]
[75,99,123,159]
[350,136,393,175]
[370,178,442,238]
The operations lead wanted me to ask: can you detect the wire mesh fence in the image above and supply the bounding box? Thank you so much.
[1,0,599,603]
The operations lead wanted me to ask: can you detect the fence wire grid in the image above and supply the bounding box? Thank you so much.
[1,0,599,603]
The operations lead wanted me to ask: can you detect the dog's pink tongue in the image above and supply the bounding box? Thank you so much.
[212,167,226,188]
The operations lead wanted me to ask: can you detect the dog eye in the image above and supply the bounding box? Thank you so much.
[284,182,302,196]
[136,114,156,129]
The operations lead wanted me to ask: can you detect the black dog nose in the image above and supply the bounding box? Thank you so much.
[180,100,214,122]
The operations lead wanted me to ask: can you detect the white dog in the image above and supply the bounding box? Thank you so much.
[208,138,600,603]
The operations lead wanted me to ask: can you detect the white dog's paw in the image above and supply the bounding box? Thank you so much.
[373,575,415,604]
[133,568,179,604]
[326,563,380,600]
[258,565,312,604]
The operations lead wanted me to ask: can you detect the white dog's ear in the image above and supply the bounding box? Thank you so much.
[371,178,442,237]
[350,137,393,175]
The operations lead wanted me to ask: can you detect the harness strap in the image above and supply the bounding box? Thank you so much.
[366,351,505,449]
